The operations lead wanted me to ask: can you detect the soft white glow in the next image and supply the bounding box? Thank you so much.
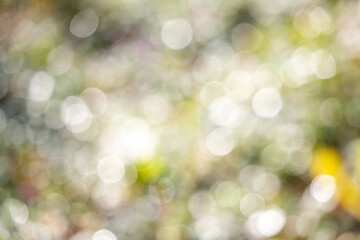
[7,199,29,225]
[246,208,286,238]
[92,229,117,240]
[33,223,52,240]
[209,97,241,126]
[61,96,92,133]
[81,88,108,117]
[239,165,267,192]
[121,119,157,160]
[97,156,125,183]
[99,118,158,161]
[215,181,242,207]
[310,7,332,34]
[286,146,313,175]
[199,81,228,107]
[206,128,235,156]
[194,216,223,240]
[310,174,336,203]
[193,55,223,83]
[92,184,121,210]
[225,70,254,101]
[311,49,336,79]
[255,64,282,89]
[161,19,193,49]
[257,208,286,237]
[239,193,265,217]
[252,88,282,118]
[280,47,313,88]
[292,47,313,78]
[70,9,99,38]
[293,7,332,39]
[28,72,55,102]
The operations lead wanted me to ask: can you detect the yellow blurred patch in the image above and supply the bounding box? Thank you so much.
[310,146,360,220]
[309,146,341,177]
[136,155,166,183]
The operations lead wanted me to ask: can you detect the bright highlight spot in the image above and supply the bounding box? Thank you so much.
[209,97,241,126]
[99,118,158,161]
[81,88,108,117]
[240,193,265,217]
[199,81,227,107]
[97,156,125,183]
[257,208,286,237]
[310,174,336,203]
[280,47,313,88]
[70,9,99,38]
[206,128,235,156]
[225,70,254,101]
[161,19,193,49]
[92,229,117,240]
[6,199,29,225]
[28,72,55,102]
[252,88,282,118]
[246,208,286,238]
[311,49,336,79]
[61,96,92,133]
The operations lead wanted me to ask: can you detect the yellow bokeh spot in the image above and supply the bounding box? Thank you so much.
[310,145,360,219]
[309,146,341,177]
[136,155,166,183]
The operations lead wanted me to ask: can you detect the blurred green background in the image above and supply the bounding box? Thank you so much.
[1,0,360,239]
